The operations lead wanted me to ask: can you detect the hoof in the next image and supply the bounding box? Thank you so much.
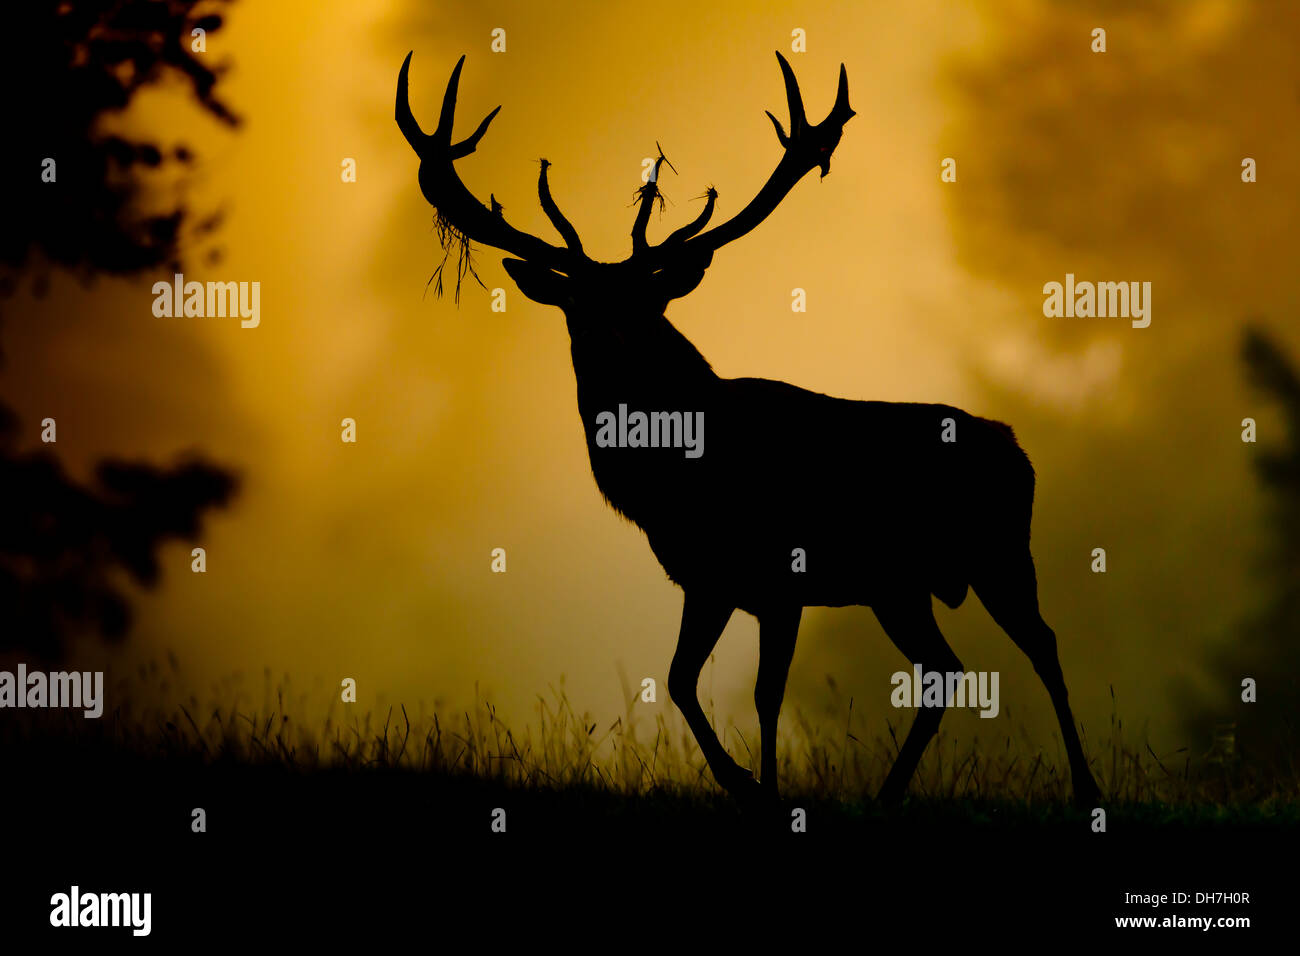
[875,783,906,807]
[717,767,763,802]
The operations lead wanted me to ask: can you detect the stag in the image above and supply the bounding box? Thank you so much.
[396,52,1102,807]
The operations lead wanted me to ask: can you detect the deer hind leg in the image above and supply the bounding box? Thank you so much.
[972,549,1102,807]
[873,595,963,805]
[755,606,802,800]
[667,592,758,799]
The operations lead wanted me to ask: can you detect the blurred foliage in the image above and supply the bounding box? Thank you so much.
[0,0,238,293]
[0,1,240,659]
[1184,327,1300,773]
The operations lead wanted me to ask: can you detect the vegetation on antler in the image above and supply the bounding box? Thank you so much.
[428,208,484,302]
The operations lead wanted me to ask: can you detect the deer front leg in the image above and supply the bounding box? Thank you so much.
[667,592,758,798]
[755,606,802,800]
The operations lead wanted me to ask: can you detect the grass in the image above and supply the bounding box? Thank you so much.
[5,657,1297,829]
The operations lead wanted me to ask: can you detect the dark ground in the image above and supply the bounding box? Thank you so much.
[5,740,1291,944]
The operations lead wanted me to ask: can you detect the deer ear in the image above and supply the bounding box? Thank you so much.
[501,258,571,307]
[649,265,707,305]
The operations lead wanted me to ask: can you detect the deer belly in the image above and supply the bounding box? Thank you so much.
[640,515,942,606]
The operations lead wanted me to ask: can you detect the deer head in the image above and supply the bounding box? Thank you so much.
[395,52,854,319]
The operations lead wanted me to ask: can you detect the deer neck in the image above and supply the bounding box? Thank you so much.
[565,311,716,520]
[567,309,714,403]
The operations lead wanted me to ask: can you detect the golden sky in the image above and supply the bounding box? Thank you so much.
[5,0,1298,754]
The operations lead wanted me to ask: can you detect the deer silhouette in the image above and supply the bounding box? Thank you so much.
[396,52,1102,807]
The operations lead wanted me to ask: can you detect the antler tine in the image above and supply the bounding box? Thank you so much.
[661,186,718,246]
[539,159,584,254]
[631,144,675,254]
[764,110,790,148]
[396,52,430,150]
[832,63,855,124]
[450,105,501,159]
[775,51,807,137]
[432,55,466,148]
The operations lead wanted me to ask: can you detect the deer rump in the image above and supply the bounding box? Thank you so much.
[589,376,1036,614]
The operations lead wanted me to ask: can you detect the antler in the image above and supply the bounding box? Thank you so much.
[396,53,588,291]
[629,52,854,271]
[397,52,852,301]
